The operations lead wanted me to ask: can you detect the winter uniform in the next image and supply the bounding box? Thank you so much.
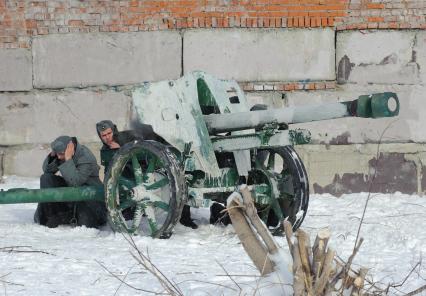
[34,136,107,228]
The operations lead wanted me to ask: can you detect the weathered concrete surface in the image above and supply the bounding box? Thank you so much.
[0,89,131,145]
[313,153,417,195]
[336,30,424,85]
[32,32,181,88]
[295,143,426,195]
[247,84,426,144]
[417,31,426,84]
[0,49,33,91]
[184,29,335,81]
[3,142,103,178]
[0,150,3,179]
[422,165,426,192]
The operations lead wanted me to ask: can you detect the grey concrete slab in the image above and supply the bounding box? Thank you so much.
[32,32,182,88]
[183,29,335,82]
[0,89,131,145]
[3,142,102,177]
[336,30,421,85]
[296,143,426,195]
[0,49,33,91]
[415,31,426,84]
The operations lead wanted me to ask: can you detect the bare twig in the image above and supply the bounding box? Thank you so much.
[114,263,138,296]
[353,120,396,248]
[122,234,183,296]
[0,273,24,288]
[390,261,421,289]
[95,260,159,294]
[215,260,242,291]
[0,246,54,256]
[404,284,426,296]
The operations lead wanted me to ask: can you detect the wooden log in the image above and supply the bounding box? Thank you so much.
[293,241,306,296]
[344,272,356,289]
[240,186,279,255]
[283,220,294,254]
[312,228,331,280]
[351,267,368,296]
[227,194,275,275]
[296,230,313,294]
[314,247,335,295]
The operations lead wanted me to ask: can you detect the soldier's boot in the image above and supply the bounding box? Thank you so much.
[179,205,198,229]
[209,202,231,226]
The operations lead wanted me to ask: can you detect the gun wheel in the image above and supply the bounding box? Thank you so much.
[104,140,186,238]
[249,146,309,233]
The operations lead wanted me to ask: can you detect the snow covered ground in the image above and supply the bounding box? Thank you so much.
[0,175,425,295]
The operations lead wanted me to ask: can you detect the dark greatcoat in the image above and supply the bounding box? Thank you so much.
[35,140,106,228]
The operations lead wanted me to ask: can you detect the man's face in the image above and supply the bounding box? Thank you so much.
[100,128,114,145]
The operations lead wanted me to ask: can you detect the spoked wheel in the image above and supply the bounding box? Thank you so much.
[248,145,309,233]
[104,140,186,238]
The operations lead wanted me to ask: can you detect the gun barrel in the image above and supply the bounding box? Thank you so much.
[0,186,104,204]
[204,92,399,134]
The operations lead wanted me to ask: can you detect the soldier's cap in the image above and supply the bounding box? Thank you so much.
[96,120,115,133]
[51,136,72,153]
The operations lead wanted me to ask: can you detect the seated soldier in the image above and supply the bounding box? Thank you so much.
[96,120,198,229]
[34,136,107,228]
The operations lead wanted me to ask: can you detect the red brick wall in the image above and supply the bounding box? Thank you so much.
[1,0,425,48]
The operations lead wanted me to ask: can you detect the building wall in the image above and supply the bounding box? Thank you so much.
[0,0,425,194]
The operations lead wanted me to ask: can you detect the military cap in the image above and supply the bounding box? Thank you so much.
[51,136,71,153]
[96,120,115,133]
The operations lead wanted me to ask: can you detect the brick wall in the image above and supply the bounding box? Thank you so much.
[1,0,425,49]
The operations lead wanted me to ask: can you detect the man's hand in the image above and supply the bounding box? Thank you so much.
[108,141,120,149]
[64,141,75,161]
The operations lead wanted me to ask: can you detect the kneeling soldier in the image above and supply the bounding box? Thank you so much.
[34,136,107,228]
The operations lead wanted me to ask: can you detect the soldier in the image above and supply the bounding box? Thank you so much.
[34,136,107,228]
[96,120,198,229]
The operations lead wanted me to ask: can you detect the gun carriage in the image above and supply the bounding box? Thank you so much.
[0,72,399,238]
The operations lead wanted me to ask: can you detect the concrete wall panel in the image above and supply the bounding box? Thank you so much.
[415,31,426,84]
[336,30,422,85]
[296,143,426,195]
[32,32,182,88]
[0,49,32,91]
[0,90,131,145]
[184,29,335,81]
[3,143,102,178]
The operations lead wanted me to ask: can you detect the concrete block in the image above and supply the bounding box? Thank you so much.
[336,30,421,85]
[0,89,131,145]
[415,30,426,84]
[3,142,103,178]
[0,150,3,179]
[247,84,425,144]
[0,49,32,91]
[295,143,426,195]
[183,28,335,82]
[32,32,182,88]
[3,145,49,177]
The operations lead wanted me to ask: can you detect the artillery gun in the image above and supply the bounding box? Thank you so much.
[0,72,399,238]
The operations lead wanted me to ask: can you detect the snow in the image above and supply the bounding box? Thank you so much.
[1,176,425,295]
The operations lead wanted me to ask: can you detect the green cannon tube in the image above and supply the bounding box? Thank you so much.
[204,92,399,133]
[0,185,104,204]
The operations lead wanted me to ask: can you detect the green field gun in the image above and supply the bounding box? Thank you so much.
[0,72,399,238]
